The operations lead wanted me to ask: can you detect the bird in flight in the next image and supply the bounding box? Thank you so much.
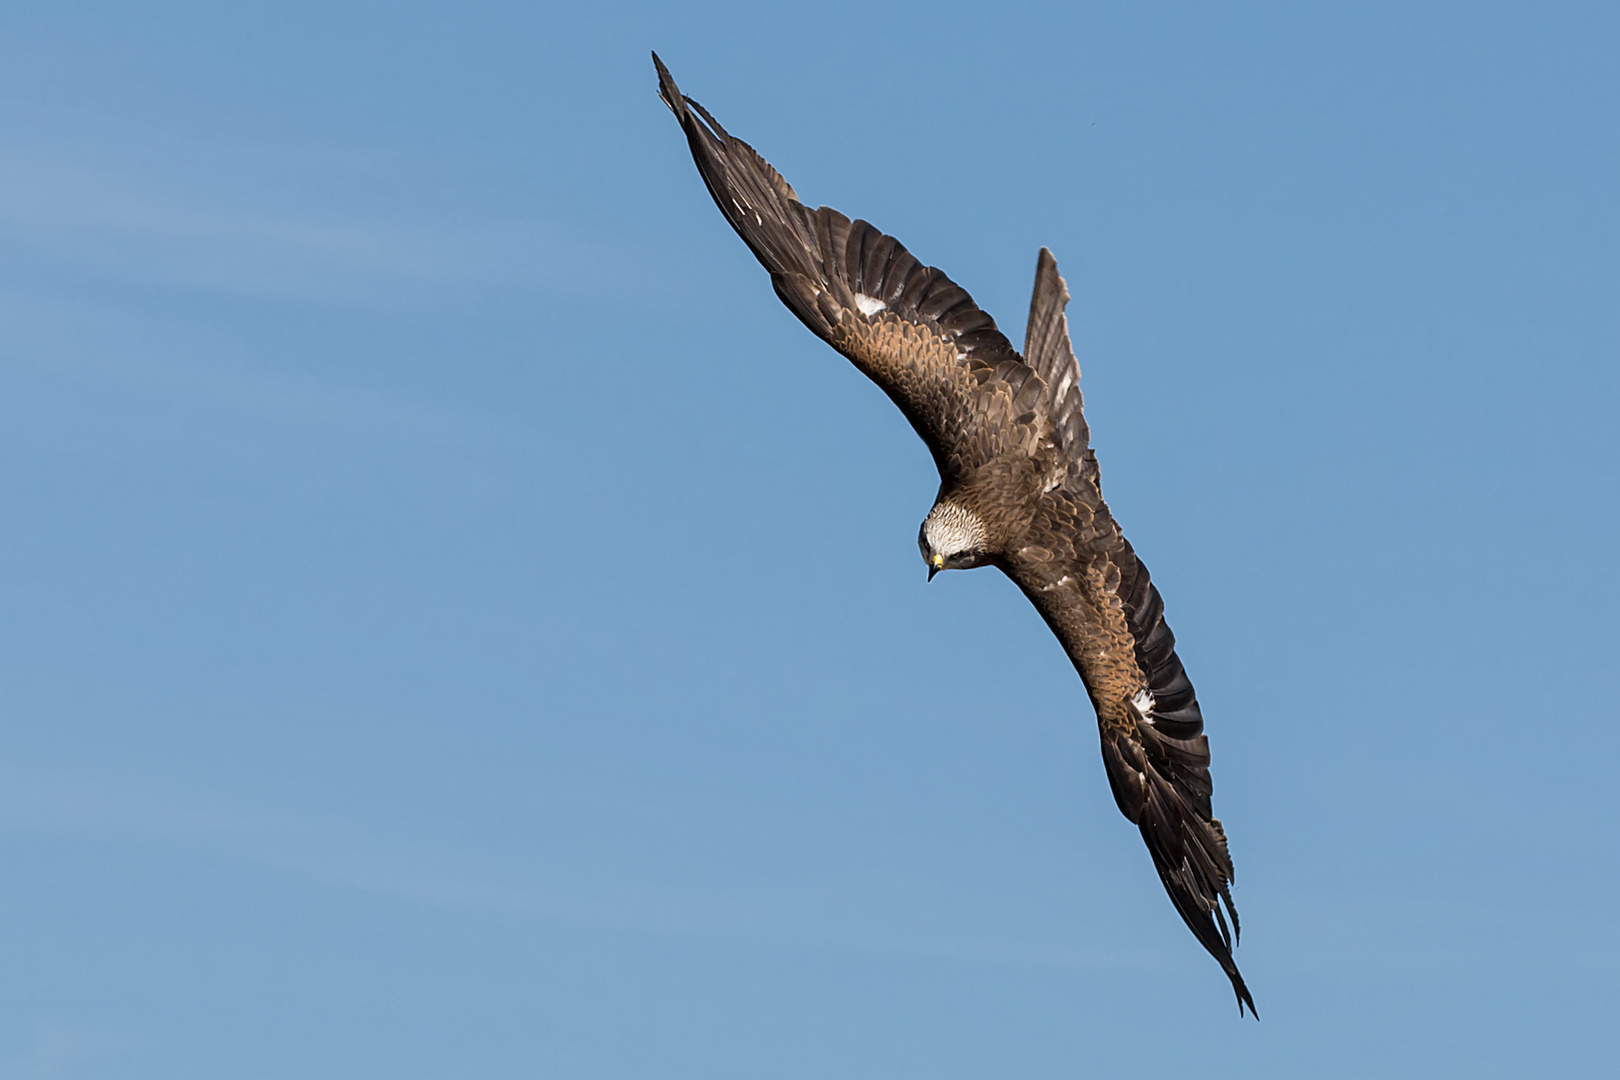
[653,53,1255,1016]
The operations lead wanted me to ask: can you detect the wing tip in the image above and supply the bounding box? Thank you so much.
[1033,245,1071,305]
[1216,891,1257,1018]
[1232,969,1259,1019]
[651,51,686,120]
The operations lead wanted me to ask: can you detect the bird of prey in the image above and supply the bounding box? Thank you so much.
[654,53,1255,1016]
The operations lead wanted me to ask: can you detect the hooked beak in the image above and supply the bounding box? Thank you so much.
[927,554,943,582]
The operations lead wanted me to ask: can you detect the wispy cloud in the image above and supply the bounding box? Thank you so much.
[0,767,532,911]
[0,764,1130,973]
[0,124,638,308]
[0,304,512,459]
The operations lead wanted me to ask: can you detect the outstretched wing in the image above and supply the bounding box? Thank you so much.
[655,53,1051,482]
[1117,544,1254,1017]
[1007,253,1254,1016]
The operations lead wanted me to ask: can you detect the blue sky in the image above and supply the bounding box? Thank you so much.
[2,2,1617,1076]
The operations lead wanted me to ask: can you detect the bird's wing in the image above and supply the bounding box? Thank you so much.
[655,54,1049,480]
[1010,499,1253,1015]
[1005,253,1254,1015]
[1023,247,1091,460]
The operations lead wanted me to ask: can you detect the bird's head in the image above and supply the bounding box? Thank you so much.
[919,501,990,580]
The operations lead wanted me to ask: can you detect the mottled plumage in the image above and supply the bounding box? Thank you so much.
[654,53,1254,1016]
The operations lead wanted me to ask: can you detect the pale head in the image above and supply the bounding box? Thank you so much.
[919,501,990,580]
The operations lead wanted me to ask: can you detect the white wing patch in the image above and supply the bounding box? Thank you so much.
[854,293,887,317]
[728,196,763,225]
[1131,689,1156,720]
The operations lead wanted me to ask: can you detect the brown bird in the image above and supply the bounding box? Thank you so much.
[654,53,1255,1016]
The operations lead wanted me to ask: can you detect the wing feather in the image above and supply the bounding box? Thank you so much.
[1023,248,1091,460]
[1008,501,1256,1017]
[655,53,1040,478]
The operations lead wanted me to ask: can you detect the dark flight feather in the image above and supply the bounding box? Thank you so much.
[1024,247,1091,457]
[655,53,1035,481]
[655,53,1254,1017]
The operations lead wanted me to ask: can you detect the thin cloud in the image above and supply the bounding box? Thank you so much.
[0,764,1133,973]
[0,132,641,308]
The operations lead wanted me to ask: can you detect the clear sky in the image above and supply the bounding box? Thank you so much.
[2,2,1617,1077]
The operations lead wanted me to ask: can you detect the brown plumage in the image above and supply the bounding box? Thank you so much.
[654,53,1255,1016]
